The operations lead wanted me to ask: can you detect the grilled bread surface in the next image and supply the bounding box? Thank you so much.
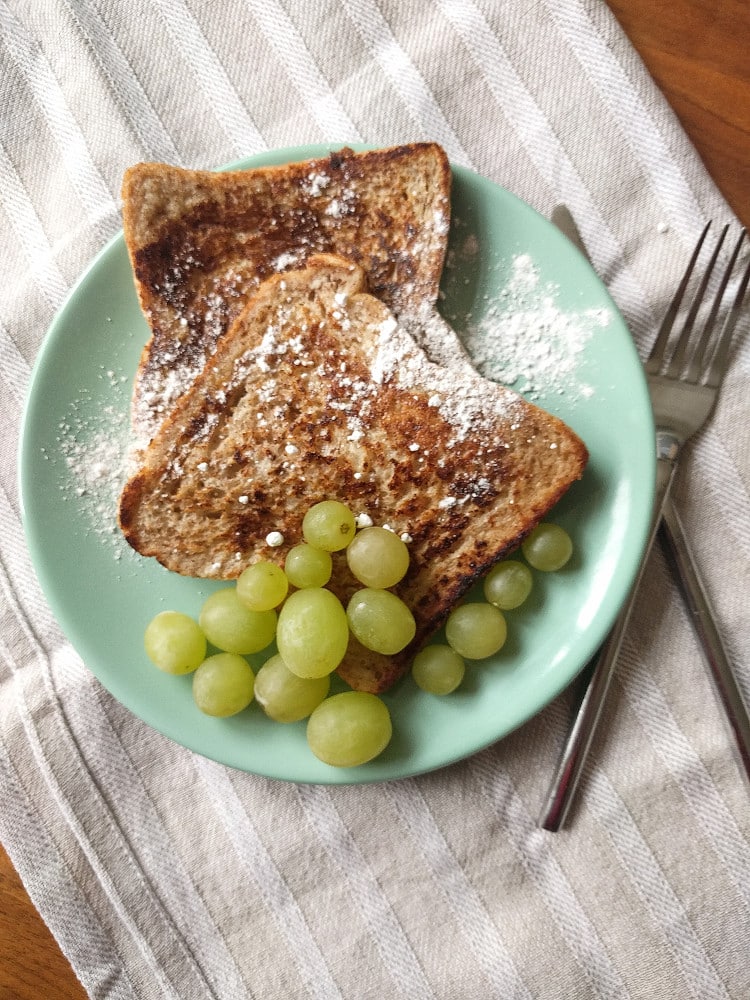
[122,143,452,449]
[119,255,588,692]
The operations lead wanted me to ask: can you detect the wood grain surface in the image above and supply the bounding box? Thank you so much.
[609,0,750,229]
[3,4,749,997]
[0,841,87,1000]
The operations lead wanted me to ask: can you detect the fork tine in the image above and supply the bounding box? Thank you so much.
[645,221,711,374]
[688,227,746,381]
[704,231,750,388]
[669,224,729,376]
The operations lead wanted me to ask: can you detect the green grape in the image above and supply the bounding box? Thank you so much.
[306,692,392,767]
[346,526,410,588]
[483,559,533,610]
[521,522,573,571]
[236,560,289,611]
[254,653,330,723]
[284,543,332,588]
[445,603,507,659]
[144,611,206,674]
[302,500,356,551]
[411,644,465,695]
[276,588,349,678]
[192,653,255,717]
[199,588,277,654]
[346,588,416,655]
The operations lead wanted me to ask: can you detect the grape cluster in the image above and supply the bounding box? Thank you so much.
[143,500,414,768]
[144,503,575,766]
[413,521,574,695]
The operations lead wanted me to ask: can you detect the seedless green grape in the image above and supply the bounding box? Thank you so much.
[144,611,206,674]
[284,543,332,588]
[521,523,573,571]
[276,588,349,678]
[483,560,533,610]
[306,692,392,767]
[254,653,330,723]
[199,588,277,654]
[236,560,288,611]
[192,653,255,717]
[346,526,410,588]
[302,500,356,551]
[346,588,416,655]
[411,644,465,695]
[445,603,507,659]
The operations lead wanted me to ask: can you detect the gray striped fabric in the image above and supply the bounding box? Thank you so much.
[2,2,750,997]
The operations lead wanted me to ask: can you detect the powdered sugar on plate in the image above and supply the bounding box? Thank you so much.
[50,365,136,564]
[442,235,611,402]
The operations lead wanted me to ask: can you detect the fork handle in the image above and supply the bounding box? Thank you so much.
[659,501,750,784]
[539,456,675,831]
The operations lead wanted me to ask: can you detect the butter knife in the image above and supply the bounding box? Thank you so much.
[541,206,750,830]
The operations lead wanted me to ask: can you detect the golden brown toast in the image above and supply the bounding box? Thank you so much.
[118,255,588,693]
[121,143,452,449]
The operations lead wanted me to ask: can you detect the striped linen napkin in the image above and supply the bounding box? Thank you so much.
[3,2,750,998]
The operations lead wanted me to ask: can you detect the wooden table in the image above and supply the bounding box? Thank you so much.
[610,0,750,231]
[2,4,749,998]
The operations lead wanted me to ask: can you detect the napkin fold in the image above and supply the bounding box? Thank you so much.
[2,2,750,998]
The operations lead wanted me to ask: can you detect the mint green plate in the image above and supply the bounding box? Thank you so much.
[19,145,654,783]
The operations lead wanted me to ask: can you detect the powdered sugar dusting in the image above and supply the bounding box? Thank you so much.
[460,254,607,399]
[372,309,522,442]
[441,224,611,402]
[50,366,136,564]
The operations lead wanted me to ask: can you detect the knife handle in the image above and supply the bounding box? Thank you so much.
[540,491,750,831]
[659,499,750,784]
[539,457,674,831]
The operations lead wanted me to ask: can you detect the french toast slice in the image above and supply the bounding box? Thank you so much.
[122,143,452,450]
[119,255,588,693]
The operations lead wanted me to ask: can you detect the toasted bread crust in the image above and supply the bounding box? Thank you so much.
[119,256,588,692]
[122,144,452,448]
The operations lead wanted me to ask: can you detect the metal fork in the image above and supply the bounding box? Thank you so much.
[541,221,750,831]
